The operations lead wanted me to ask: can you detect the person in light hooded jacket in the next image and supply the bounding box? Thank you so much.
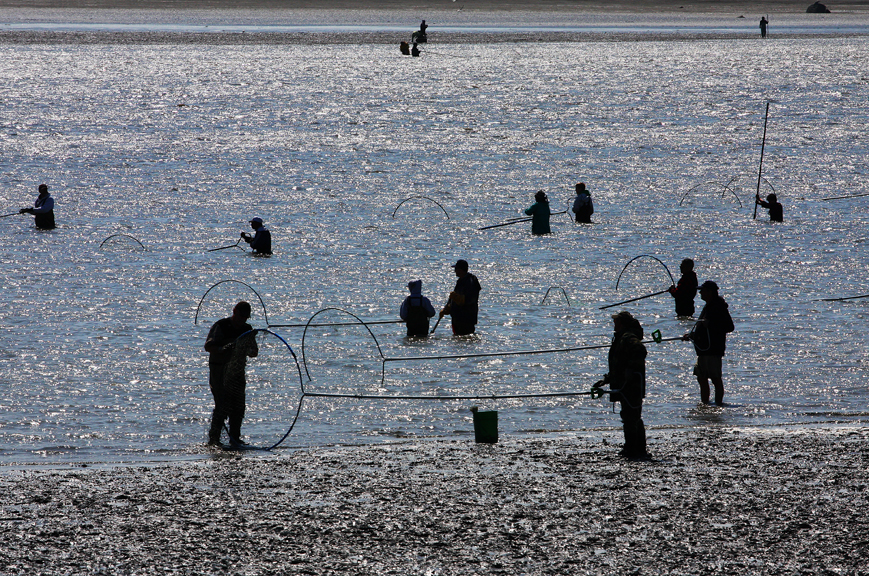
[399,279,436,337]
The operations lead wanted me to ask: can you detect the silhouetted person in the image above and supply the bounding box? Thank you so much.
[760,16,769,37]
[524,190,551,235]
[400,41,410,55]
[439,259,481,336]
[411,43,420,57]
[683,281,734,405]
[668,258,698,317]
[756,193,783,222]
[571,182,594,223]
[19,183,56,229]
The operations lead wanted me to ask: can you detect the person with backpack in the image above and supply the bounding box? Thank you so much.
[683,281,735,405]
[572,182,594,223]
[400,279,436,337]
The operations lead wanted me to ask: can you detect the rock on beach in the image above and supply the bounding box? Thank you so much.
[1,426,867,575]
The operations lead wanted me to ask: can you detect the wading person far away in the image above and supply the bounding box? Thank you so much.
[524,190,552,235]
[593,310,649,460]
[400,279,436,337]
[760,16,769,37]
[683,281,734,406]
[668,258,698,317]
[204,301,259,447]
[439,259,482,336]
[572,182,594,223]
[19,183,56,230]
[756,193,783,222]
[241,217,272,255]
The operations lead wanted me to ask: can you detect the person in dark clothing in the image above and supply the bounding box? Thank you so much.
[668,258,698,317]
[411,43,420,57]
[759,16,769,37]
[400,279,436,337]
[593,310,649,459]
[756,193,783,222]
[439,259,482,336]
[204,301,259,447]
[241,217,273,255]
[400,41,410,55]
[19,183,56,230]
[683,281,734,405]
[524,190,551,235]
[572,182,594,223]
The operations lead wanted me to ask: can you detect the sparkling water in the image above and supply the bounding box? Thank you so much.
[1,23,868,467]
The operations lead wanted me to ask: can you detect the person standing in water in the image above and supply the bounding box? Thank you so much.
[668,258,698,317]
[683,281,734,406]
[756,193,783,222]
[204,301,259,447]
[241,217,272,255]
[525,190,551,235]
[400,279,436,337]
[572,182,594,223]
[759,16,769,38]
[439,259,482,336]
[19,183,56,230]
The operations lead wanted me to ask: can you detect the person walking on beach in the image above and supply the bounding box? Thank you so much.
[524,190,552,235]
[759,16,769,38]
[204,301,259,447]
[593,311,649,459]
[400,279,436,337]
[241,217,272,255]
[668,258,698,317]
[19,183,56,230]
[756,193,783,222]
[572,182,594,223]
[439,259,482,336]
[683,281,734,406]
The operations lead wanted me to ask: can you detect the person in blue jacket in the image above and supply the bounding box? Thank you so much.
[241,217,272,255]
[19,183,56,229]
[400,279,436,337]
[524,190,551,235]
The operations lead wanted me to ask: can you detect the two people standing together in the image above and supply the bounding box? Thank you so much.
[400,259,481,337]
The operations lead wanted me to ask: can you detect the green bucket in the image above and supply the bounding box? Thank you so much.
[472,410,498,444]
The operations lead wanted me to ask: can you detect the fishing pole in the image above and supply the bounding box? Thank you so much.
[599,288,672,310]
[0,212,20,218]
[821,192,869,201]
[816,293,869,302]
[207,239,244,252]
[615,255,675,289]
[430,298,450,334]
[753,101,771,220]
[478,210,567,231]
[269,319,405,328]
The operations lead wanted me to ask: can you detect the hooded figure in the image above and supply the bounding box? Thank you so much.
[400,279,436,337]
[595,310,649,459]
[756,193,783,222]
[572,182,593,223]
[524,190,552,235]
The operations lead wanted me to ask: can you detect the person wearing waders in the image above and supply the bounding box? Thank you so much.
[759,16,769,38]
[204,301,259,447]
[571,182,594,223]
[755,193,783,222]
[683,281,734,405]
[400,279,436,337]
[524,190,551,235]
[241,217,272,255]
[593,311,649,460]
[19,183,56,230]
[439,259,482,336]
[667,258,698,317]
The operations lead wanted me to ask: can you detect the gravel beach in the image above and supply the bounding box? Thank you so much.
[2,426,867,574]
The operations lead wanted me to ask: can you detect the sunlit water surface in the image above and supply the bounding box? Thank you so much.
[1,34,868,467]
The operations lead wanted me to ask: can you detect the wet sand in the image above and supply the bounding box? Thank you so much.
[2,426,867,574]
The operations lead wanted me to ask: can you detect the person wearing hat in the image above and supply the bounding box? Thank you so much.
[683,281,735,405]
[19,183,56,230]
[439,259,482,336]
[524,190,551,235]
[755,193,783,222]
[667,258,698,317]
[571,182,594,224]
[203,301,259,447]
[241,217,272,255]
[593,310,649,459]
[399,279,436,338]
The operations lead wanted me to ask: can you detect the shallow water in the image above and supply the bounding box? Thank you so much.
[1,32,868,467]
